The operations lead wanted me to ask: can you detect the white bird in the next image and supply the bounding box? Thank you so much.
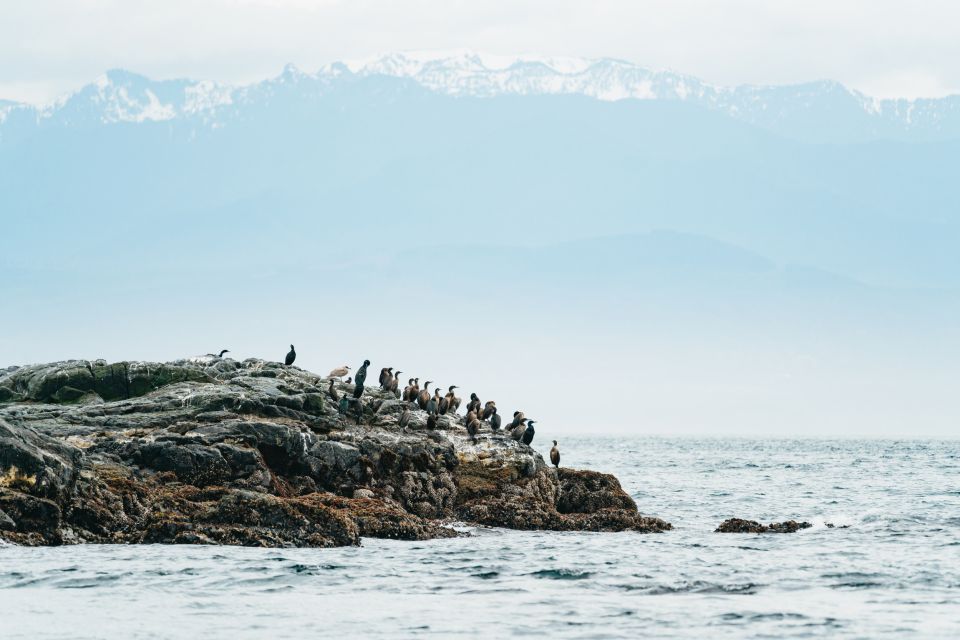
[328,365,351,379]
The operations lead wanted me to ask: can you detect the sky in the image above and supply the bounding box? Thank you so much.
[3,1,959,439]
[3,0,960,104]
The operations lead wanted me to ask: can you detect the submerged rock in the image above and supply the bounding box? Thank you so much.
[715,518,813,533]
[0,358,671,546]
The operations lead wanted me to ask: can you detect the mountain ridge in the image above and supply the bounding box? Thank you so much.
[3,51,960,142]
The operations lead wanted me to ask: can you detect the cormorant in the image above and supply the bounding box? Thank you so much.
[426,413,439,431]
[489,407,502,433]
[345,377,352,384]
[205,349,230,358]
[338,396,350,415]
[328,378,339,402]
[379,367,393,389]
[466,416,480,441]
[402,378,416,401]
[388,371,402,395]
[441,386,457,415]
[509,410,525,431]
[510,418,527,441]
[466,393,480,415]
[285,345,296,366]
[417,381,432,410]
[550,440,560,468]
[438,396,449,415]
[355,360,371,387]
[398,406,411,430]
[426,388,439,415]
[521,420,536,445]
[329,365,351,379]
[482,401,496,420]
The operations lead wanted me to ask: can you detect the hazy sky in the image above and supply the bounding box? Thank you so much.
[3,0,960,103]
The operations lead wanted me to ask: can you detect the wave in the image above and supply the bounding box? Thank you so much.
[528,569,594,580]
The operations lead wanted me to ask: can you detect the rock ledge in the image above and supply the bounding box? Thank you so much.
[0,358,670,546]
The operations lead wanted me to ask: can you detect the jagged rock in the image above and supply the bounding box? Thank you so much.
[715,518,813,533]
[0,358,671,546]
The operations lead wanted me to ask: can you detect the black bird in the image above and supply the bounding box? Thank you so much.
[205,349,230,358]
[489,407,502,433]
[550,440,560,468]
[328,378,339,402]
[398,406,411,430]
[355,360,371,387]
[353,359,371,398]
[509,411,525,431]
[426,413,439,431]
[285,345,296,366]
[466,393,481,415]
[521,420,536,445]
[338,396,350,415]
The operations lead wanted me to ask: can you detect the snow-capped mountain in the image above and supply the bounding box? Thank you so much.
[2,51,960,143]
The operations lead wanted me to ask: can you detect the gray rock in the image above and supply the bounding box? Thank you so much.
[0,358,671,546]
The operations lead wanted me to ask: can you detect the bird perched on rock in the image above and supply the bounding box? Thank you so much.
[550,440,560,468]
[402,378,416,401]
[328,379,339,402]
[398,406,411,430]
[489,407,502,433]
[441,386,457,415]
[508,411,525,431]
[205,349,230,358]
[426,387,441,415]
[388,371,402,396]
[329,365,351,379]
[338,396,350,415]
[466,393,481,415]
[345,377,352,384]
[466,415,481,441]
[426,413,439,431]
[355,360,371,387]
[465,408,478,425]
[353,359,371,398]
[510,418,527,441]
[417,381,433,410]
[285,345,296,366]
[482,400,496,420]
[379,367,393,389]
[521,420,536,445]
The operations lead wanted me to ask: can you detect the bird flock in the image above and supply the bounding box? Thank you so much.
[202,347,561,468]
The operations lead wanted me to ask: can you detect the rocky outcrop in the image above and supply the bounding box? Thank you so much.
[715,518,813,533]
[0,358,670,546]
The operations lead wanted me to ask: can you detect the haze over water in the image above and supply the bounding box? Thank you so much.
[3,437,958,639]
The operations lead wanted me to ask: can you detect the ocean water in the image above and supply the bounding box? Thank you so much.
[2,438,958,639]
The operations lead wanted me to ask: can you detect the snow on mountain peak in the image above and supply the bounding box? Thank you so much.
[3,52,960,141]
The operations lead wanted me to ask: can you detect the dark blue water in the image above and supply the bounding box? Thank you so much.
[2,438,958,638]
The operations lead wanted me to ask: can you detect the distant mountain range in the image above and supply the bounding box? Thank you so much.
[3,51,960,144]
[2,51,959,292]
